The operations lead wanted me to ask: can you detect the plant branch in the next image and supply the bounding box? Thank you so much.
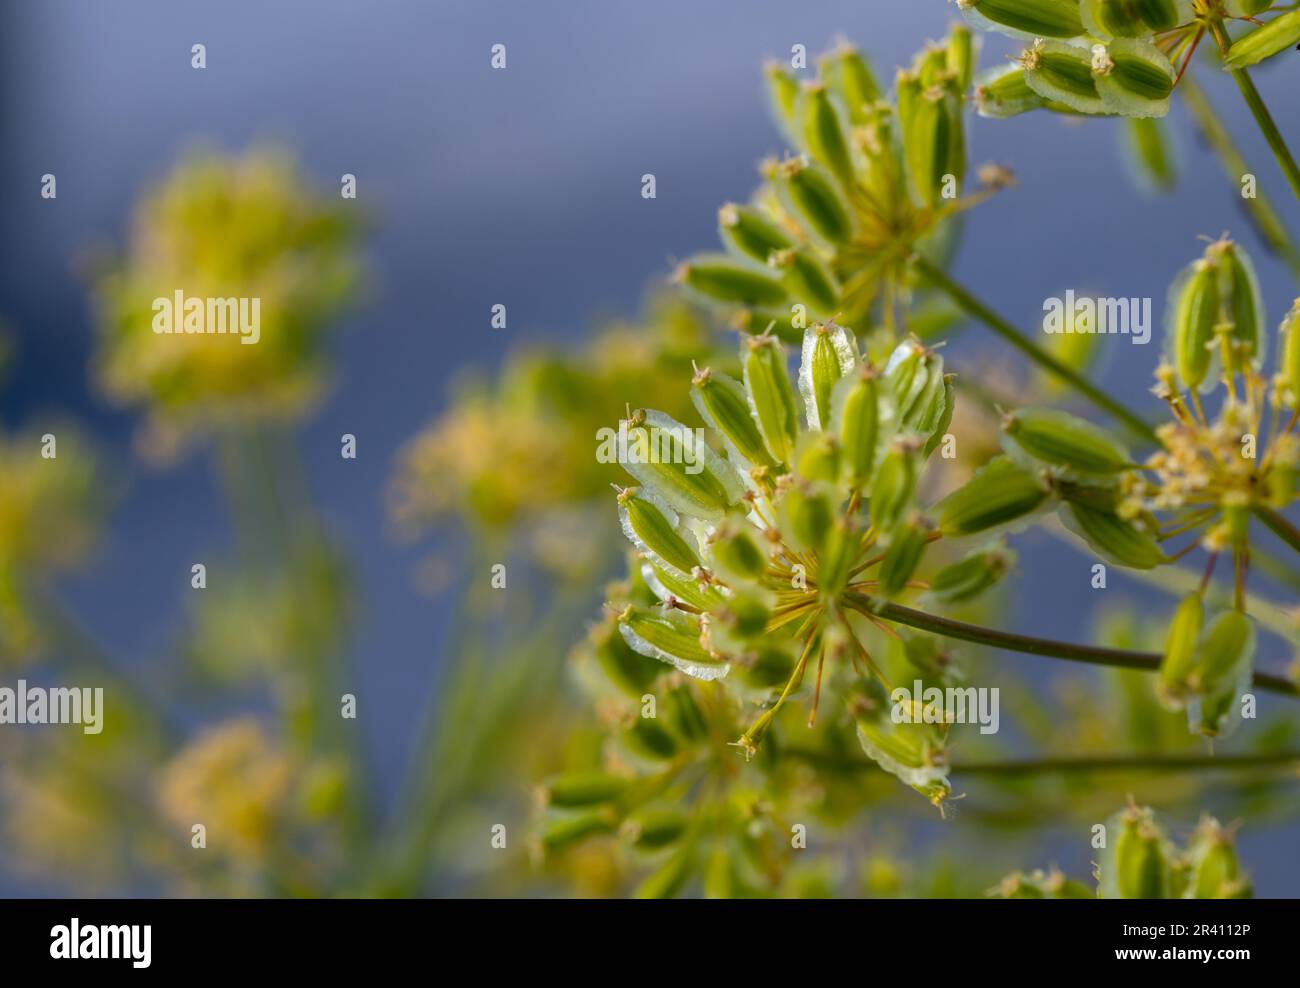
[912,255,1159,444]
[1253,504,1300,556]
[844,594,1299,698]
[1210,19,1300,202]
[951,751,1300,776]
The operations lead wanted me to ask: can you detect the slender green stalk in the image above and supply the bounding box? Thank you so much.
[1254,504,1300,556]
[912,255,1159,444]
[1179,73,1300,276]
[1210,19,1300,203]
[951,751,1300,776]
[845,594,1299,698]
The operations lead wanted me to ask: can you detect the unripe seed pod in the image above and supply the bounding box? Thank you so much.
[816,517,859,599]
[619,604,730,681]
[927,545,1013,604]
[1223,9,1300,69]
[717,202,793,265]
[708,524,769,582]
[974,65,1048,118]
[924,375,957,458]
[625,717,679,761]
[634,848,694,899]
[796,431,841,483]
[1168,257,1221,392]
[878,515,932,596]
[742,334,800,464]
[1002,407,1132,475]
[776,158,854,245]
[618,486,703,577]
[1226,0,1274,14]
[1124,116,1177,192]
[626,809,690,850]
[1157,592,1202,710]
[764,62,800,139]
[1266,434,1298,508]
[798,83,855,187]
[870,439,920,533]
[592,613,664,697]
[1190,609,1254,699]
[539,811,616,852]
[1082,0,1154,38]
[542,771,630,808]
[902,82,965,207]
[1021,39,1107,115]
[734,644,797,691]
[934,455,1047,535]
[820,44,881,123]
[677,253,789,308]
[1281,299,1300,409]
[780,481,836,554]
[957,0,1086,40]
[1103,808,1174,899]
[1186,818,1250,899]
[1209,238,1266,366]
[799,322,858,431]
[620,408,745,522]
[713,590,772,641]
[837,366,884,489]
[853,685,951,805]
[691,366,776,469]
[642,560,723,612]
[1091,39,1175,118]
[886,340,949,439]
[947,22,977,92]
[770,246,840,315]
[1061,502,1167,569]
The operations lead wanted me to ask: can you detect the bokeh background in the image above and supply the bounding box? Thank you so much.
[1,0,1298,896]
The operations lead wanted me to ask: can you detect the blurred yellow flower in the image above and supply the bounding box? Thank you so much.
[91,148,363,444]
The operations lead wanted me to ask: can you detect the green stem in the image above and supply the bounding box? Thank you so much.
[951,751,1300,776]
[845,594,1299,698]
[1253,504,1300,556]
[912,255,1159,444]
[1211,19,1300,202]
[1180,72,1300,276]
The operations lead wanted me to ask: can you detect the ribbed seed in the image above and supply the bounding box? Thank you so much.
[770,246,840,315]
[540,812,616,852]
[902,82,964,207]
[619,604,730,681]
[1021,39,1107,115]
[1223,9,1300,69]
[1125,116,1176,192]
[626,809,689,850]
[958,0,1086,39]
[1082,0,1151,37]
[796,431,841,483]
[975,65,1047,118]
[1282,299,1300,408]
[838,366,883,489]
[1157,592,1202,709]
[1191,610,1254,697]
[947,22,977,92]
[777,158,854,245]
[878,515,932,596]
[764,62,800,138]
[1169,258,1220,391]
[799,83,855,186]
[927,546,1013,604]
[617,486,703,577]
[820,45,881,122]
[691,366,776,469]
[620,408,745,522]
[708,524,769,582]
[934,455,1047,535]
[870,440,919,533]
[592,614,663,697]
[1210,239,1265,366]
[1092,39,1175,118]
[781,481,835,554]
[643,560,723,612]
[677,253,789,307]
[742,335,800,465]
[1002,407,1132,474]
[543,771,629,808]
[1060,502,1167,569]
[799,322,859,430]
[718,202,792,264]
[816,517,859,599]
[625,717,679,761]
